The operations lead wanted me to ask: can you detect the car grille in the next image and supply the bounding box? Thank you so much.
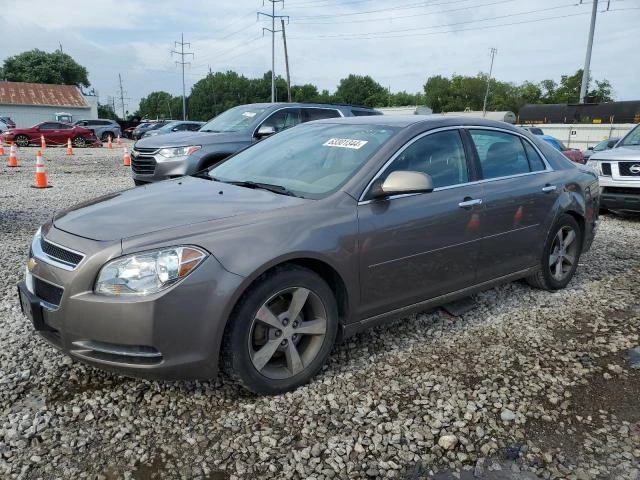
[41,237,84,268]
[601,163,611,176]
[133,147,159,154]
[131,148,157,175]
[603,187,640,196]
[34,277,63,307]
[618,162,640,176]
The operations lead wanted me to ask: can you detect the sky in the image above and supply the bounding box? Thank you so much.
[1,0,638,114]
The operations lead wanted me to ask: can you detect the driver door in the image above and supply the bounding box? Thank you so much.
[357,129,484,319]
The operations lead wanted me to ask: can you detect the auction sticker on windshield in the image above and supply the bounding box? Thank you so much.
[242,112,257,118]
[323,138,368,149]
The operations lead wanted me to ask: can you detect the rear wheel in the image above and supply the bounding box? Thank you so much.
[72,136,86,148]
[223,265,338,394]
[526,214,582,290]
[14,135,29,147]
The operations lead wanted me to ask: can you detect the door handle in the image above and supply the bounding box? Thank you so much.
[458,198,483,208]
[542,185,557,193]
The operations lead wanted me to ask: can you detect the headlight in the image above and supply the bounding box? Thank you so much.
[95,246,207,296]
[158,145,201,158]
[586,160,600,174]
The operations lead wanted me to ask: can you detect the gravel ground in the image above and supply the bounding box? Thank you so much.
[1,145,639,480]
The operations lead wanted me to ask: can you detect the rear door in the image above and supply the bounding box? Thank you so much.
[357,128,484,319]
[466,128,561,281]
[37,122,59,144]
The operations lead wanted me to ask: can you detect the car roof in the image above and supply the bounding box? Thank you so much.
[307,114,523,130]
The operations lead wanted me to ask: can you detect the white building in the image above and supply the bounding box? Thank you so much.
[0,81,97,127]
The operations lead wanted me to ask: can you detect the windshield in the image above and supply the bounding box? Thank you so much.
[157,122,180,132]
[199,105,268,133]
[620,125,640,146]
[209,123,399,199]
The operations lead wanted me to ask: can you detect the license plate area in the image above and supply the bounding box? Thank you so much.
[17,282,53,332]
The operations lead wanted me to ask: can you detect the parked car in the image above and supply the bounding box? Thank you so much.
[132,121,173,140]
[587,124,640,212]
[123,126,137,139]
[520,126,544,135]
[131,103,382,185]
[583,137,620,161]
[142,121,204,138]
[17,116,598,394]
[0,116,16,128]
[0,121,101,147]
[74,119,122,142]
[540,134,585,164]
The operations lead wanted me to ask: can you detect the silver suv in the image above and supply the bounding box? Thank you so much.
[131,103,381,185]
[74,119,122,142]
[587,124,640,212]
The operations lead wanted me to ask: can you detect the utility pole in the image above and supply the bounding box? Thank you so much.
[258,0,288,103]
[579,0,598,103]
[172,33,194,120]
[281,18,291,102]
[117,74,130,119]
[482,48,497,117]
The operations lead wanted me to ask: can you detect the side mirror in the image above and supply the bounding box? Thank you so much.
[370,171,434,199]
[587,146,594,150]
[255,125,276,139]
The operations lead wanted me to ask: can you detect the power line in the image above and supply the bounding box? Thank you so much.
[172,32,194,120]
[258,0,289,102]
[292,2,577,38]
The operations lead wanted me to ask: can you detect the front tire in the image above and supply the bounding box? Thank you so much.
[223,265,338,395]
[526,214,582,290]
[72,136,86,148]
[14,135,29,147]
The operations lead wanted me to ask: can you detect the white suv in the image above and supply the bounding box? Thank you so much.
[587,124,640,212]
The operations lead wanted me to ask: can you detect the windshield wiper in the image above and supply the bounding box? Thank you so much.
[229,180,300,197]
[200,129,221,133]
[191,171,215,180]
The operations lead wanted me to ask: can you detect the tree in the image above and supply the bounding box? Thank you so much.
[423,75,451,113]
[2,49,90,87]
[137,91,176,119]
[335,75,388,107]
[98,103,118,120]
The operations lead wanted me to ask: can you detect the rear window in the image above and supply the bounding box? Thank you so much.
[351,109,381,117]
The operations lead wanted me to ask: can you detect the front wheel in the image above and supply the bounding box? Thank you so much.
[223,265,338,395]
[526,214,582,290]
[72,136,87,148]
[14,135,29,147]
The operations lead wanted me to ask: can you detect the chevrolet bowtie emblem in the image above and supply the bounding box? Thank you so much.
[27,257,37,272]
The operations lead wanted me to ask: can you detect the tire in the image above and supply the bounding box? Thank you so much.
[14,135,29,147]
[72,136,86,148]
[526,214,583,291]
[223,265,339,395]
[101,131,114,142]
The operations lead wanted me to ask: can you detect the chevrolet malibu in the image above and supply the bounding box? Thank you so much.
[18,116,599,394]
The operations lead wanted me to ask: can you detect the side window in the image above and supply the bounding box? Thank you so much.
[187,124,201,131]
[39,123,57,130]
[469,130,530,179]
[77,121,88,127]
[385,130,469,189]
[260,108,301,133]
[302,108,341,122]
[57,123,72,129]
[522,140,546,172]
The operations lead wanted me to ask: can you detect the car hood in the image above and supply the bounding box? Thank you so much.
[591,145,640,161]
[53,176,307,241]
[135,130,249,148]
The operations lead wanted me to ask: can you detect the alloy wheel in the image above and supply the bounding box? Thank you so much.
[548,226,578,281]
[15,135,28,147]
[248,287,328,380]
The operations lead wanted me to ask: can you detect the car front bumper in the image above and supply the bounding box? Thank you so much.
[18,226,244,380]
[599,175,640,212]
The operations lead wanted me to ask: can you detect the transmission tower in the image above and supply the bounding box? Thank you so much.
[172,33,194,120]
[258,0,289,103]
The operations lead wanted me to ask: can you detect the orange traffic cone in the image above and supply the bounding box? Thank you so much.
[7,143,18,167]
[0,143,5,156]
[40,134,47,149]
[33,150,49,188]
[66,138,74,156]
[107,135,113,149]
[116,134,121,145]
[122,146,131,167]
